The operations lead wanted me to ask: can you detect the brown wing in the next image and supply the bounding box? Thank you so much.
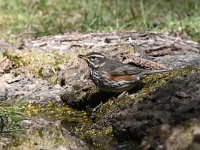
[109,65,143,76]
[108,61,168,81]
[108,65,143,81]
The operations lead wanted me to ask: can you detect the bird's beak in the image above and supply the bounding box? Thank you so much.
[78,54,88,61]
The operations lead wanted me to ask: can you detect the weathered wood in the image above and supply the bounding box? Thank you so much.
[22,32,200,53]
[1,32,199,104]
[1,32,200,149]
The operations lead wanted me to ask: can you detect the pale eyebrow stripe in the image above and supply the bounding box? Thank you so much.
[89,54,105,58]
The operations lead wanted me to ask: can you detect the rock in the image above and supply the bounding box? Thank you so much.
[1,32,200,149]
[0,87,7,101]
[0,73,63,102]
[188,128,200,150]
[96,71,200,148]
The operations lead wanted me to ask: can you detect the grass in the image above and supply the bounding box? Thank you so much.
[0,0,199,42]
[0,102,25,137]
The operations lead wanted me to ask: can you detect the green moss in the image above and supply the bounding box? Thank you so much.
[140,66,199,94]
[80,126,115,150]
[85,67,200,149]
[3,50,27,68]
[0,101,91,149]
[24,101,86,120]
[23,101,116,149]
[1,67,199,149]
[3,50,70,84]
[93,67,200,122]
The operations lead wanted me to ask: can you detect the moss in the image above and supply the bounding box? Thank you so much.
[3,50,71,84]
[24,101,86,120]
[85,67,200,149]
[80,126,115,150]
[23,101,115,149]
[93,67,200,122]
[6,126,79,150]
[3,50,27,69]
[21,101,117,149]
[1,65,198,149]
[0,101,91,149]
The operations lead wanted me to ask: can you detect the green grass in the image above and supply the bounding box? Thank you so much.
[0,0,199,41]
[0,102,25,137]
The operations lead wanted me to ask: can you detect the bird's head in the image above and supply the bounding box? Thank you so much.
[78,52,107,69]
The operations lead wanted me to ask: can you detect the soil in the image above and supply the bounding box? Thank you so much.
[110,71,200,149]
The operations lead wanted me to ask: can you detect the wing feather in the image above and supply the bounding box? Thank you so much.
[109,65,143,76]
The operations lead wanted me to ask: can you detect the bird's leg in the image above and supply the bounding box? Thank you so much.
[117,91,129,98]
[93,101,103,112]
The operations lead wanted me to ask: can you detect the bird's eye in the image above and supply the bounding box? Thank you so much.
[90,56,96,60]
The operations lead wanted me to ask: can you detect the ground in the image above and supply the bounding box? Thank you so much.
[0,32,200,149]
[0,0,200,149]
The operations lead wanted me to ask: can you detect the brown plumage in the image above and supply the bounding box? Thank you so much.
[78,52,168,93]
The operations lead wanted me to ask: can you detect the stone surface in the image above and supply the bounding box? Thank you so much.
[0,32,200,149]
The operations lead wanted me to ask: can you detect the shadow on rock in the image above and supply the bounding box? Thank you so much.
[61,90,115,110]
[110,71,200,147]
[61,81,144,111]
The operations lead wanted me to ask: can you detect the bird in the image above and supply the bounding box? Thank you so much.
[78,52,168,93]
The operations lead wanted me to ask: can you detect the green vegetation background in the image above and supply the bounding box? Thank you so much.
[0,0,199,41]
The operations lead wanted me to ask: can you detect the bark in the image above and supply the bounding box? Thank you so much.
[1,32,200,149]
[1,32,199,104]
